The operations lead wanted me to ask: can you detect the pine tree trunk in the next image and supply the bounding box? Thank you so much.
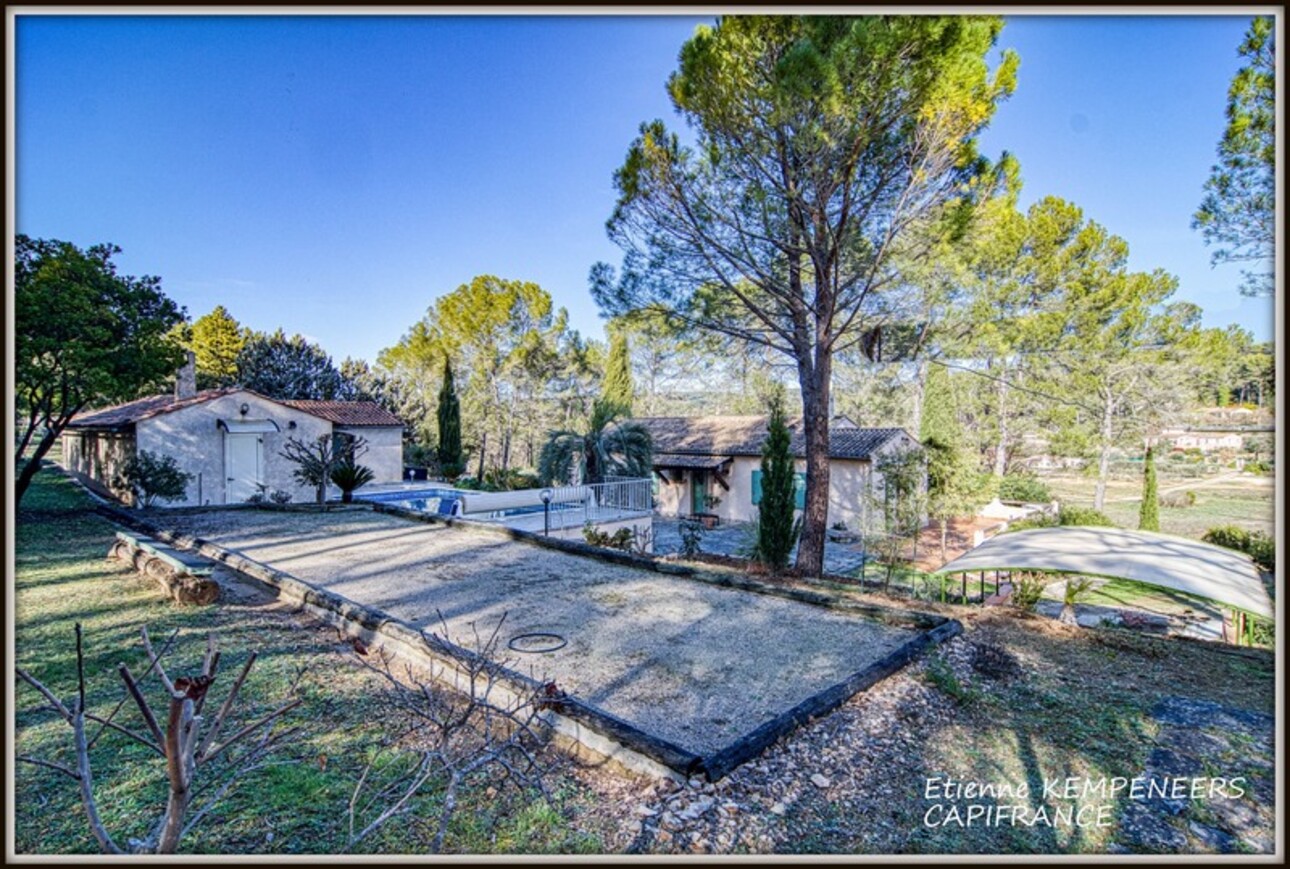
[910,358,929,437]
[1093,395,1115,511]
[993,367,1009,477]
[795,355,831,576]
[15,429,60,506]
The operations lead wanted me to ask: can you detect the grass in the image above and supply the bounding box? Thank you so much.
[1039,471,1274,540]
[896,614,1275,854]
[13,465,608,856]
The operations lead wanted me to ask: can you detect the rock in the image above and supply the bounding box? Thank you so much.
[689,777,704,789]
[659,812,680,831]
[1118,804,1187,852]
[1239,834,1274,854]
[770,803,787,816]
[680,797,714,821]
[626,820,643,836]
[1145,747,1206,779]
[634,805,658,818]
[810,773,832,789]
[1188,821,1238,853]
[1207,796,1261,833]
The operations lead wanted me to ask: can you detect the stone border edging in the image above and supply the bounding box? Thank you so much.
[94,502,960,781]
[701,619,962,781]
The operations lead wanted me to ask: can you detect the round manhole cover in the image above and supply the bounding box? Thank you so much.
[507,632,568,653]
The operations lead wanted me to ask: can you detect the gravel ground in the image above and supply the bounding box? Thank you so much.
[160,508,919,757]
[563,625,1275,856]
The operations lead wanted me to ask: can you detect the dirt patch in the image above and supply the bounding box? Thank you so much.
[161,509,925,759]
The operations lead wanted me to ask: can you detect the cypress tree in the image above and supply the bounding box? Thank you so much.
[919,361,958,445]
[601,330,635,416]
[920,363,990,562]
[437,359,463,477]
[1138,444,1160,532]
[755,390,800,572]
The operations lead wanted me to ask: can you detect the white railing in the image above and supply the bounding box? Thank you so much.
[542,477,653,531]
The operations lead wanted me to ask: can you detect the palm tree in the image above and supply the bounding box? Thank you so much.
[538,399,652,485]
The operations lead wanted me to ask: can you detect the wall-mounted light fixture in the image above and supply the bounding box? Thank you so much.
[288,420,297,430]
[239,402,250,416]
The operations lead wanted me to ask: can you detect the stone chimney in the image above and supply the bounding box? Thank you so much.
[175,350,197,399]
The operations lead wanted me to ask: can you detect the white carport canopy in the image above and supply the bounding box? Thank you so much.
[935,526,1273,619]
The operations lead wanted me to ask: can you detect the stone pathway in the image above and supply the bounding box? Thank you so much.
[1112,696,1275,854]
[652,519,869,575]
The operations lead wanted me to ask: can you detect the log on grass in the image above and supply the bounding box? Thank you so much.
[109,541,220,605]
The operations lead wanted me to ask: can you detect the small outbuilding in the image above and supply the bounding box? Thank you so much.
[62,361,404,507]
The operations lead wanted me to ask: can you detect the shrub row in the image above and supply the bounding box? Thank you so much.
[1202,525,1275,572]
[997,473,1052,504]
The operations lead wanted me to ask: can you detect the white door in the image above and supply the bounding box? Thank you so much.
[224,433,263,503]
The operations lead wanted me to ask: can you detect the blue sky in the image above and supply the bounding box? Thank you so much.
[15,13,1274,365]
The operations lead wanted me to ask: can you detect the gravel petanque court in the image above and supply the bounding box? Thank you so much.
[162,509,922,758]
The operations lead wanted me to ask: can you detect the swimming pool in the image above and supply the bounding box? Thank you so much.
[356,488,582,522]
[358,488,462,503]
[356,488,465,517]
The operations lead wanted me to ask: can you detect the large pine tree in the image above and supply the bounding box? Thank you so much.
[437,359,464,477]
[755,391,800,572]
[190,305,246,387]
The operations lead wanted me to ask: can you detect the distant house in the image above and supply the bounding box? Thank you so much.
[631,414,921,531]
[1169,432,1244,452]
[62,356,404,507]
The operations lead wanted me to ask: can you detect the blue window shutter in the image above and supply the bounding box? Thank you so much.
[751,469,762,505]
[794,472,806,510]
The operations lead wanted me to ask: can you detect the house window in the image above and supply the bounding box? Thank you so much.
[333,431,356,457]
[751,470,807,510]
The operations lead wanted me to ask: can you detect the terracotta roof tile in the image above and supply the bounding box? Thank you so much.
[68,390,403,429]
[632,415,911,461]
[67,389,242,429]
[280,400,404,427]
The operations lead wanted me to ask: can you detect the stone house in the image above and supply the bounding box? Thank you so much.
[62,358,404,507]
[632,415,921,532]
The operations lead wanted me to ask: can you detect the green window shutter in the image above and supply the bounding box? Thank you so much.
[794,472,806,510]
[751,469,762,505]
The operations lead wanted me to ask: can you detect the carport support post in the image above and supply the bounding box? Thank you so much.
[961,573,966,603]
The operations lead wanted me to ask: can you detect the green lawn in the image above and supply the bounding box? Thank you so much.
[13,465,604,856]
[1040,471,1274,539]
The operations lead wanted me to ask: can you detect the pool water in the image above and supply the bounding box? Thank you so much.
[357,488,581,521]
